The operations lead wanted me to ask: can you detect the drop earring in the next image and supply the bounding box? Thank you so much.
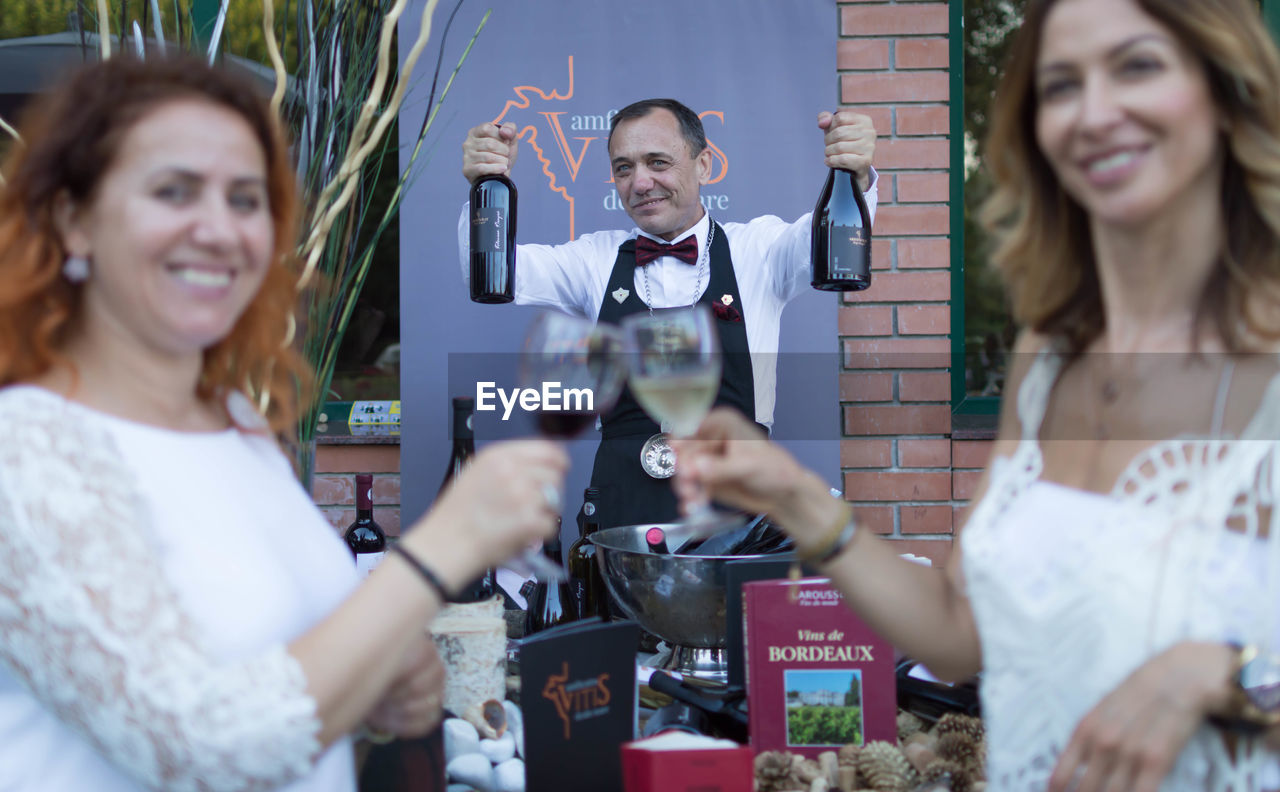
[62,255,90,283]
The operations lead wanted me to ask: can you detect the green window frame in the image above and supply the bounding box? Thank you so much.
[948,0,1280,418]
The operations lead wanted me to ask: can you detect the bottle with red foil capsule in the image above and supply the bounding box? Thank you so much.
[343,474,386,578]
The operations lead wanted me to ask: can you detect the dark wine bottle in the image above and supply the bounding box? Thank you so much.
[524,531,576,635]
[344,474,387,578]
[567,488,610,620]
[810,167,872,292]
[469,174,517,304]
[440,397,494,603]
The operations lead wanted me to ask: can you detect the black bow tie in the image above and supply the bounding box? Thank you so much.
[634,235,698,267]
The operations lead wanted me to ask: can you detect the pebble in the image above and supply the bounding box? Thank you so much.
[494,758,526,792]
[479,731,517,764]
[502,700,525,758]
[444,718,481,763]
[446,752,496,792]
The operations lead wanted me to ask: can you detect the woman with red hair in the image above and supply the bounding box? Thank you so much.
[0,56,566,791]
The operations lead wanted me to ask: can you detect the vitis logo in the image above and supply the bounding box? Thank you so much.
[491,57,732,239]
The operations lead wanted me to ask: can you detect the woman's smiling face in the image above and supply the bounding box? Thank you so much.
[1033,0,1223,229]
[60,99,274,360]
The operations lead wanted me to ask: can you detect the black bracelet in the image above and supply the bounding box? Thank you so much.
[389,543,451,601]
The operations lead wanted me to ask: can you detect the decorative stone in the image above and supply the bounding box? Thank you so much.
[502,700,525,758]
[444,718,481,763]
[446,752,496,792]
[480,731,517,764]
[494,758,526,792]
[431,596,507,717]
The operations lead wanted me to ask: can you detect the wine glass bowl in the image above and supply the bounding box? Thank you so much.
[621,306,722,437]
[520,312,627,438]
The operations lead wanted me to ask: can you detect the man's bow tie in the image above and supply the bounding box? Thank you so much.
[634,235,698,267]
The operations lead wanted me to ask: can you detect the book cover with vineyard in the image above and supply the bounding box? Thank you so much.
[742,577,897,759]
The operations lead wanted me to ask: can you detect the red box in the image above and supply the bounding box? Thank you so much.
[620,740,755,792]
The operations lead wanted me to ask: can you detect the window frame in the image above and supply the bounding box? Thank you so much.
[948,0,1280,418]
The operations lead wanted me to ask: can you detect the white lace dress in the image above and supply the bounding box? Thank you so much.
[962,350,1280,791]
[0,385,359,792]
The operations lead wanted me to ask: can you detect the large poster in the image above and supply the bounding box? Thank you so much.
[400,0,839,525]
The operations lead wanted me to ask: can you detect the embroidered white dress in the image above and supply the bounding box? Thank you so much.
[0,385,359,792]
[962,350,1280,791]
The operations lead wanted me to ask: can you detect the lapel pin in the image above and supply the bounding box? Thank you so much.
[612,287,630,304]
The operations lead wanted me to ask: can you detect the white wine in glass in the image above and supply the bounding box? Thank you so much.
[629,369,721,438]
[622,305,742,541]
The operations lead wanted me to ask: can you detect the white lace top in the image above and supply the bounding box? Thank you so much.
[962,349,1280,791]
[0,386,359,792]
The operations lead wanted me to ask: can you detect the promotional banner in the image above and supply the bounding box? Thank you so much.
[400,0,840,525]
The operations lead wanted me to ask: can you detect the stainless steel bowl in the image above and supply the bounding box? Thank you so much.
[592,523,778,680]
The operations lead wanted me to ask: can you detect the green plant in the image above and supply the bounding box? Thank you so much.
[260,0,488,479]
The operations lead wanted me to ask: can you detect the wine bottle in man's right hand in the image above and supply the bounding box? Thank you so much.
[810,167,872,292]
[469,174,517,303]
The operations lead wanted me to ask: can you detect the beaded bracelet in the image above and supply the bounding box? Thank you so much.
[389,543,451,602]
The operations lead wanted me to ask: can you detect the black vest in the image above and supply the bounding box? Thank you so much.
[589,220,757,530]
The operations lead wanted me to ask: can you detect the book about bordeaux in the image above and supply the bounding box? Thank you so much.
[520,618,639,792]
[743,577,896,759]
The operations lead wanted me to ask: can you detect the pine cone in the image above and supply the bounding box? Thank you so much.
[897,711,926,743]
[794,757,824,785]
[855,741,919,792]
[938,732,985,782]
[756,750,798,792]
[931,713,984,743]
[922,758,966,792]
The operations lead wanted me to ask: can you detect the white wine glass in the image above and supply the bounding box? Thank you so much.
[508,312,627,581]
[621,305,744,540]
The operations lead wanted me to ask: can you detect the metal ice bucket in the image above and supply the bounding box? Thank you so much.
[591,523,774,681]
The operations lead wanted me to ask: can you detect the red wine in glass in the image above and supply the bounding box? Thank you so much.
[535,410,596,438]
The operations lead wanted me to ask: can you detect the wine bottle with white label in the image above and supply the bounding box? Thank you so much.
[344,474,386,578]
[810,167,872,291]
[469,174,517,303]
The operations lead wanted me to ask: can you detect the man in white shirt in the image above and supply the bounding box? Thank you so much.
[458,98,876,531]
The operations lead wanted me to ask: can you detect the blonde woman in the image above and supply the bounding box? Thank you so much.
[676,0,1280,789]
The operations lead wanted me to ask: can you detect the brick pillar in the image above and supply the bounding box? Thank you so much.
[837,1,954,567]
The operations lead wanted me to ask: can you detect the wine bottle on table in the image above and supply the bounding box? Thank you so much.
[810,166,872,292]
[344,474,386,578]
[567,487,610,620]
[469,173,517,304]
[525,529,576,635]
[440,397,495,603]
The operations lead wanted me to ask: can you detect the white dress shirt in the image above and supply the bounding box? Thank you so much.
[457,173,878,427]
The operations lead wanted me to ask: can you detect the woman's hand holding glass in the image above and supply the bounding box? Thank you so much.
[408,440,569,592]
[672,407,846,555]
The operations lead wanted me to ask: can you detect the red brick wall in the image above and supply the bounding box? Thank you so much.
[312,445,402,538]
[838,0,987,568]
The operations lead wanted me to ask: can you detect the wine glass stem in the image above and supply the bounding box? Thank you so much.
[520,548,566,582]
